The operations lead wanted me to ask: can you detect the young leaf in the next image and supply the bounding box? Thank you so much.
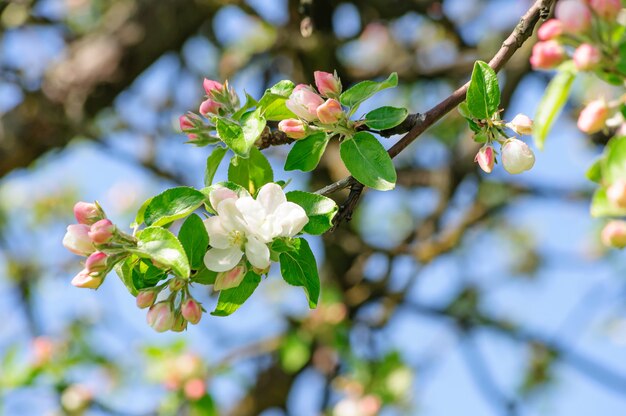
[115,256,139,295]
[216,118,245,157]
[132,226,191,279]
[144,187,206,227]
[228,147,274,195]
[286,191,338,235]
[178,214,209,270]
[211,271,261,316]
[284,132,329,172]
[231,93,258,121]
[241,108,267,155]
[258,80,297,121]
[466,60,500,120]
[204,146,228,186]
[339,131,396,191]
[364,106,408,130]
[279,238,320,308]
[533,62,576,150]
[340,72,398,114]
[131,196,153,228]
[586,158,603,183]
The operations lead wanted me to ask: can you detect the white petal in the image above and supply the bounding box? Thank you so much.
[216,198,247,232]
[204,247,243,272]
[256,183,286,214]
[235,197,266,230]
[209,186,238,211]
[203,216,230,249]
[245,236,270,269]
[274,202,309,237]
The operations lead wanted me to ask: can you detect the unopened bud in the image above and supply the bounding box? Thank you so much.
[573,44,601,71]
[85,251,107,273]
[63,224,95,256]
[278,119,308,139]
[601,220,626,248]
[169,277,186,291]
[179,115,198,140]
[171,313,188,332]
[71,269,104,289]
[314,71,342,98]
[588,0,622,19]
[286,84,325,121]
[577,99,609,134]
[555,0,591,33]
[136,289,158,309]
[184,378,206,401]
[530,40,565,70]
[181,298,203,325]
[474,145,495,173]
[607,180,626,208]
[147,302,175,332]
[203,78,223,95]
[73,202,103,225]
[214,264,247,291]
[501,138,535,174]
[316,99,344,124]
[88,219,115,244]
[199,98,223,116]
[507,113,534,135]
[537,19,563,41]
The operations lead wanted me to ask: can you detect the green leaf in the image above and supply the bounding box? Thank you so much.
[232,93,258,121]
[115,256,139,296]
[364,106,408,130]
[284,132,329,172]
[178,214,209,270]
[586,158,603,183]
[193,265,217,285]
[286,191,338,235]
[132,260,168,291]
[258,80,297,121]
[591,187,626,217]
[466,60,500,120]
[228,147,274,195]
[340,72,398,114]
[204,146,228,187]
[533,62,576,150]
[132,226,190,278]
[604,136,626,184]
[339,131,396,191]
[216,110,266,159]
[190,395,217,416]
[280,333,311,373]
[144,187,206,227]
[131,197,153,228]
[279,238,320,308]
[241,109,267,155]
[211,271,261,316]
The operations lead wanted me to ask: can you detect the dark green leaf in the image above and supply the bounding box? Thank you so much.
[132,226,190,278]
[228,147,274,195]
[286,191,338,235]
[279,238,320,308]
[132,260,167,291]
[364,106,408,130]
[178,214,209,270]
[284,132,329,172]
[193,265,218,285]
[466,61,500,120]
[340,72,398,114]
[144,187,206,227]
[204,146,228,186]
[339,131,396,191]
[115,256,139,296]
[211,271,261,316]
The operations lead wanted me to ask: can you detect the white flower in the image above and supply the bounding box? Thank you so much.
[203,183,308,272]
[501,138,535,174]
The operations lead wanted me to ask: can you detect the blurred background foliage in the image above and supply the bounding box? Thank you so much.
[0,0,625,415]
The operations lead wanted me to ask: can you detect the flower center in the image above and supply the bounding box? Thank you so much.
[229,230,245,248]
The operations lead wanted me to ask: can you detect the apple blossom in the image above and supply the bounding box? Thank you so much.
[555,0,591,33]
[573,44,601,70]
[199,98,223,116]
[474,145,495,173]
[278,118,308,139]
[203,183,308,272]
[537,19,563,40]
[214,263,247,290]
[601,220,626,248]
[507,113,534,135]
[607,180,626,208]
[314,70,342,97]
[317,98,343,124]
[73,202,103,225]
[577,99,609,134]
[88,219,115,244]
[63,224,95,256]
[203,78,223,95]
[501,138,535,174]
[181,298,203,324]
[588,0,622,19]
[286,84,325,121]
[85,251,107,273]
[71,269,104,289]
[147,302,175,332]
[530,40,565,70]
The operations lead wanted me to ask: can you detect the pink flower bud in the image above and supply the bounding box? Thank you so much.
[286,84,325,121]
[278,118,308,139]
[501,138,535,174]
[203,78,223,95]
[32,337,55,366]
[316,99,344,124]
[601,220,626,248]
[208,185,239,211]
[136,289,157,309]
[214,264,247,291]
[577,99,609,134]
[73,202,102,225]
[555,0,591,33]
[607,180,626,208]
[71,268,104,289]
[530,40,566,70]
[85,251,107,273]
[179,115,198,140]
[181,298,203,325]
[474,145,495,173]
[537,19,564,40]
[507,113,534,135]
[184,378,206,401]
[573,44,601,70]
[314,71,342,97]
[88,219,115,244]
[588,0,622,19]
[147,302,174,332]
[199,98,223,116]
[63,224,95,256]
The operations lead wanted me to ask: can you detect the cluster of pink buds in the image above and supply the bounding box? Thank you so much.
[278,71,344,139]
[474,113,536,175]
[141,285,203,332]
[62,202,121,289]
[531,0,621,71]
